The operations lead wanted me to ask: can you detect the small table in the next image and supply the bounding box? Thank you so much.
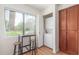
[20,35,37,55]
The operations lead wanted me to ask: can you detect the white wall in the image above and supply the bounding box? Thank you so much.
[54,5,59,53]
[42,5,58,53]
[0,5,6,54]
[0,4,42,55]
[36,15,43,47]
[58,4,75,10]
[4,4,40,15]
[42,4,54,15]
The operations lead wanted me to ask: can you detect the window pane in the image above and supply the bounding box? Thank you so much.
[14,12,23,35]
[5,10,23,36]
[24,14,36,35]
[5,10,10,31]
[5,10,36,36]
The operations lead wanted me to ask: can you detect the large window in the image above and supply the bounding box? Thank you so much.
[5,9,36,36]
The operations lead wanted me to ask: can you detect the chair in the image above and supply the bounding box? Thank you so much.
[13,35,37,55]
[13,41,22,55]
[13,35,22,55]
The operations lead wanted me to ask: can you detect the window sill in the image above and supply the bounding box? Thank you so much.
[6,35,18,38]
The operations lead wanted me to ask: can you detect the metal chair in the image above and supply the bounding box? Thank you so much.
[21,35,37,55]
[13,35,37,55]
[13,41,22,55]
[13,35,22,55]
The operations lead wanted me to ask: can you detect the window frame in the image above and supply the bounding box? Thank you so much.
[4,9,36,37]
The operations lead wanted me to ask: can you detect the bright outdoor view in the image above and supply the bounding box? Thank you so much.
[5,10,36,36]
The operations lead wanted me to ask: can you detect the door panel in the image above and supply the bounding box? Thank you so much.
[59,9,66,30]
[77,5,79,55]
[59,30,66,51]
[77,5,79,31]
[67,31,78,54]
[78,32,79,54]
[67,6,77,31]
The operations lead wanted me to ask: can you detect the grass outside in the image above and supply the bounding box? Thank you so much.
[6,31,22,36]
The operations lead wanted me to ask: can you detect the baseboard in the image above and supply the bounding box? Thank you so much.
[37,45,44,49]
[43,45,59,53]
[53,48,59,53]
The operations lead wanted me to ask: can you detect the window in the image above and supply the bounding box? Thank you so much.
[14,12,23,35]
[24,14,36,35]
[5,9,36,36]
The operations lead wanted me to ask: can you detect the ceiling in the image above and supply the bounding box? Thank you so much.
[27,4,52,11]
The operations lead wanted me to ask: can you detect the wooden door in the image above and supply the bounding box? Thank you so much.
[77,5,79,31]
[59,30,66,51]
[77,5,79,54]
[59,9,66,30]
[66,6,78,54]
[59,5,78,54]
[67,31,77,54]
[67,6,77,31]
[59,9,67,52]
[77,32,79,54]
